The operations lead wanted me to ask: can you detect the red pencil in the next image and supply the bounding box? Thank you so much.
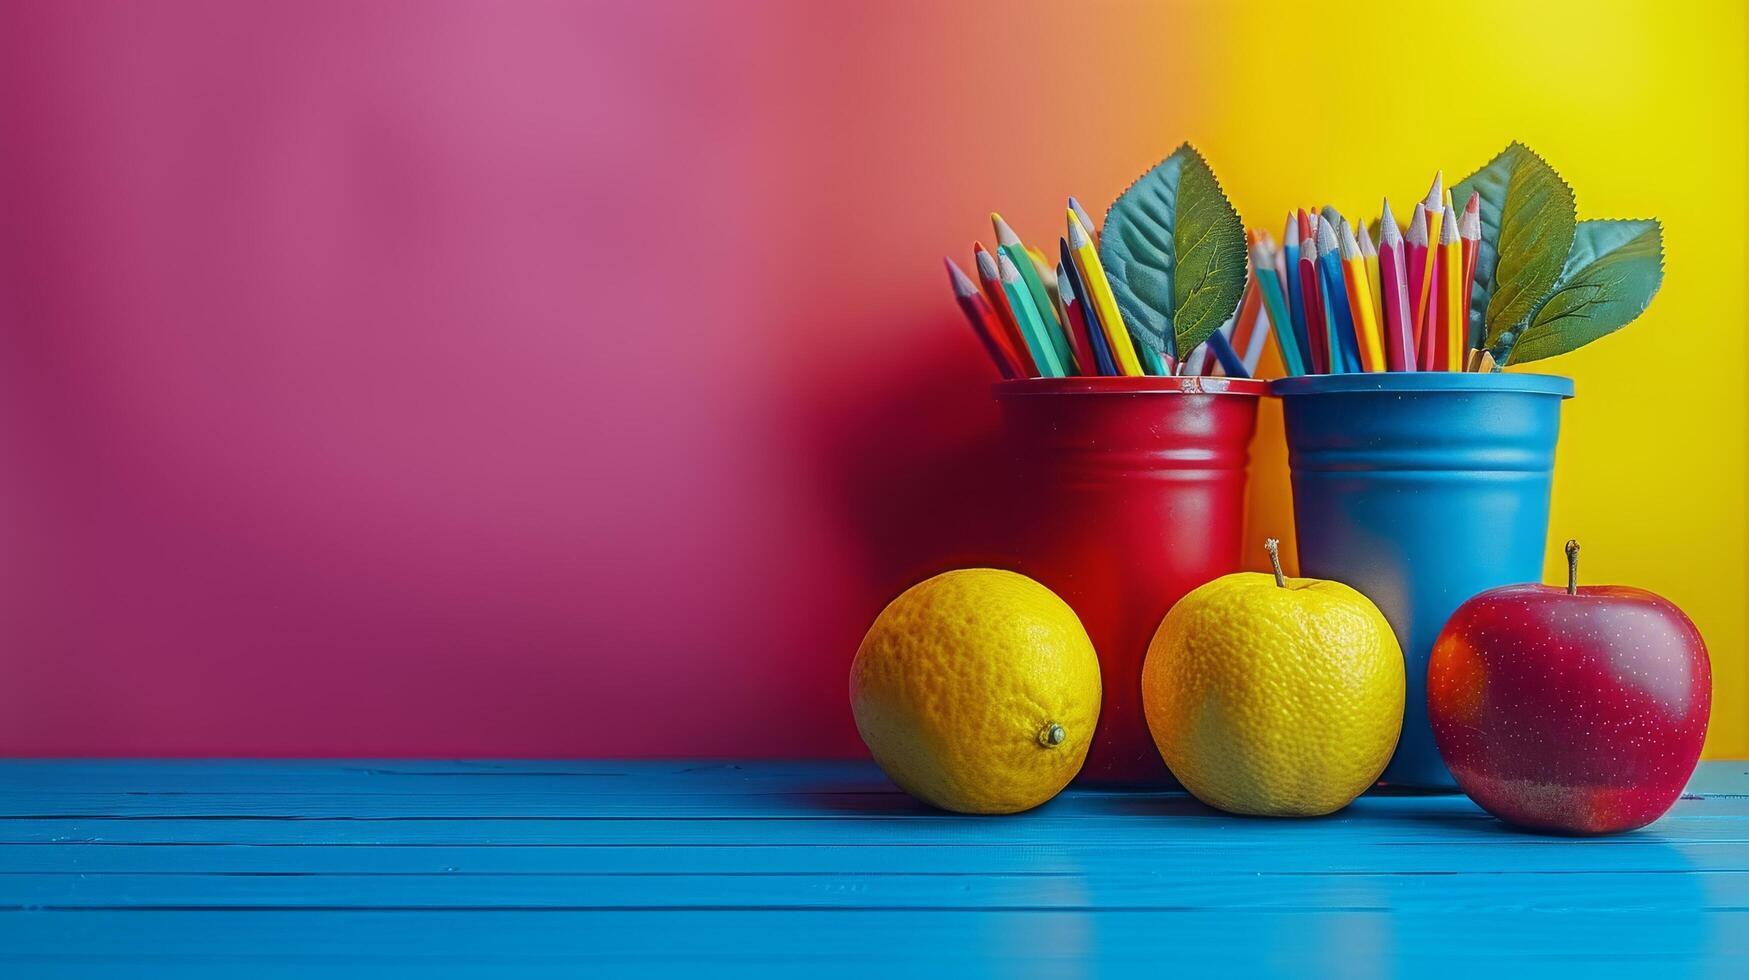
[946,257,1022,379]
[1376,198,1415,371]
[1459,191,1481,352]
[974,243,1036,376]
[1297,214,1328,373]
[1053,262,1101,377]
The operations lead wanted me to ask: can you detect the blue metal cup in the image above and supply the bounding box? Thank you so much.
[1272,372,1574,789]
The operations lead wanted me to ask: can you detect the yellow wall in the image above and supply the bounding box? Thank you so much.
[1210,1,1746,756]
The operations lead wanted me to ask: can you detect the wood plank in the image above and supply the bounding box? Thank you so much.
[4,868,1747,912]
[1,909,1745,975]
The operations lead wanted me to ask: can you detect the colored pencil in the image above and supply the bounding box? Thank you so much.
[1251,236,1304,376]
[1241,284,1271,376]
[994,213,1077,373]
[1068,197,1098,245]
[1297,216,1328,373]
[1317,216,1361,372]
[1357,219,1384,340]
[1376,199,1416,371]
[1405,205,1432,369]
[945,257,1022,379]
[1066,209,1145,376]
[974,244,1036,376]
[997,251,1067,377]
[1059,237,1117,376]
[1339,221,1386,372]
[1054,262,1103,377]
[1282,213,1310,367]
[1411,172,1443,352]
[1206,325,1248,378]
[1459,190,1481,350]
[1227,273,1263,372]
[1439,204,1463,373]
[1422,237,1443,370]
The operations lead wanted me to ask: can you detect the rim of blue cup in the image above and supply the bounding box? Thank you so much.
[1270,372,1573,398]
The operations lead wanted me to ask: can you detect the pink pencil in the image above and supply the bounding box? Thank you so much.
[1376,199,1415,371]
[1405,205,1432,370]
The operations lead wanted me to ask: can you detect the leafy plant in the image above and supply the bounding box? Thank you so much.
[1452,143,1662,366]
[1098,144,1247,361]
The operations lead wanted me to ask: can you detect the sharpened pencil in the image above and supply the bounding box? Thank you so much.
[1405,205,1433,369]
[1068,197,1098,246]
[1054,262,1101,376]
[998,251,1067,377]
[1282,212,1310,368]
[1412,172,1443,354]
[1317,216,1361,372]
[946,257,1023,379]
[1460,190,1481,351]
[1251,236,1304,376]
[994,213,1077,373]
[1439,204,1463,373]
[1340,221,1385,372]
[1059,236,1117,376]
[1067,209,1145,376]
[1376,200,1416,371]
[975,244,1036,376]
[1298,216,1328,373]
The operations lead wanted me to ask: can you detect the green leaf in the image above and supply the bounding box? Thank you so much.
[1099,143,1247,359]
[1506,219,1663,364]
[1451,142,1576,355]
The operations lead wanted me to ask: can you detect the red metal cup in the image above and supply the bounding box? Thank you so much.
[993,376,1266,786]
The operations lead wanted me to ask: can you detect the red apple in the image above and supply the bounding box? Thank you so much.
[1427,540,1710,835]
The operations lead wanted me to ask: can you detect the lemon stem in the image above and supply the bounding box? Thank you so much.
[1265,538,1286,589]
[1038,723,1065,748]
[1565,538,1580,596]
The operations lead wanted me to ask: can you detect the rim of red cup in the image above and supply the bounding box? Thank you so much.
[992,376,1271,397]
[1271,372,1574,398]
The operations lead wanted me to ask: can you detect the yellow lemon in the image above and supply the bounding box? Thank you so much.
[1142,542,1404,817]
[850,569,1101,814]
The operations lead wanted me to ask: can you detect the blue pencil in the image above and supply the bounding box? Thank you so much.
[1206,327,1249,378]
[1059,237,1117,375]
[1282,212,1310,369]
[1316,216,1363,372]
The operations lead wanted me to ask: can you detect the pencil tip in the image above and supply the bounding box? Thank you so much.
[992,213,1020,247]
[1440,206,1460,243]
[1407,204,1429,245]
[996,250,1020,282]
[1066,209,1090,248]
[1427,171,1444,205]
[974,246,998,279]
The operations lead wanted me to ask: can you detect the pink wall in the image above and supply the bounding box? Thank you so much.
[0,1,1256,755]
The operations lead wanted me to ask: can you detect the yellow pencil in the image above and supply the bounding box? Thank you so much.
[1067,209,1144,376]
[1439,204,1463,372]
[1338,221,1386,372]
[1413,172,1444,347]
[1357,219,1384,341]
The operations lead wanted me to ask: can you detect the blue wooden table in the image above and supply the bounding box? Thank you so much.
[1,760,1745,977]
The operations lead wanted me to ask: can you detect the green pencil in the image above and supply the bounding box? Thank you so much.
[994,213,1078,373]
[997,251,1067,377]
[1250,237,1304,376]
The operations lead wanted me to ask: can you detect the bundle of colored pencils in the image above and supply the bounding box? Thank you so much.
[1254,172,1488,377]
[943,202,1257,381]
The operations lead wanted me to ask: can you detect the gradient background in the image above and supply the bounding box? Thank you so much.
[0,0,1741,758]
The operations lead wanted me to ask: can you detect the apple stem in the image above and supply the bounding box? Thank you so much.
[1265,538,1286,589]
[1566,539,1580,595]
